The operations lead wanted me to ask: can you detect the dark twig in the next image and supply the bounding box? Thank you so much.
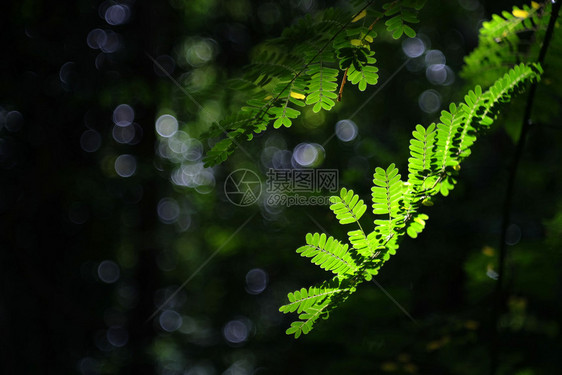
[490,2,561,374]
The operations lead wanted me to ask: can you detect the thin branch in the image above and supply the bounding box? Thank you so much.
[490,2,561,374]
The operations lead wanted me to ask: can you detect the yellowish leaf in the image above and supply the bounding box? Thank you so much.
[512,9,529,18]
[482,246,495,257]
[264,95,273,100]
[352,9,367,23]
[397,354,411,363]
[531,1,540,9]
[290,92,305,100]
[380,362,398,371]
[414,217,425,225]
[464,320,480,330]
[350,39,363,46]
[403,364,418,374]
[421,198,433,207]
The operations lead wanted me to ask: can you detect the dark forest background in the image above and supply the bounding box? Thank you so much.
[1,0,561,374]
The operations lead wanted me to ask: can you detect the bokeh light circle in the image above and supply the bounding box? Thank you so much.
[80,130,102,152]
[245,268,268,295]
[292,143,325,167]
[98,260,120,284]
[106,326,128,347]
[87,29,107,49]
[335,119,358,142]
[114,154,137,177]
[157,197,180,224]
[425,49,446,66]
[113,104,134,127]
[402,37,426,58]
[418,89,442,113]
[155,114,178,138]
[223,319,250,345]
[159,310,183,332]
[105,5,130,26]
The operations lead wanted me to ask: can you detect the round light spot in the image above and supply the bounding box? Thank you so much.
[157,198,180,224]
[5,111,23,132]
[104,5,130,26]
[86,28,107,49]
[505,224,522,246]
[112,124,135,144]
[194,170,216,194]
[402,37,426,58]
[114,154,137,177]
[59,62,75,84]
[245,268,268,295]
[418,89,442,113]
[292,143,325,168]
[78,357,100,375]
[185,139,203,161]
[167,132,189,155]
[80,129,102,153]
[98,260,120,284]
[106,326,128,348]
[184,38,217,67]
[335,119,358,142]
[155,114,178,138]
[260,146,279,169]
[68,202,89,225]
[426,64,455,86]
[424,49,446,66]
[99,30,121,53]
[272,149,292,169]
[113,104,134,127]
[128,123,143,145]
[159,310,183,332]
[95,52,105,70]
[223,319,250,344]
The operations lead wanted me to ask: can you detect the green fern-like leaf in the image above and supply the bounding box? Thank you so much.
[330,187,368,225]
[297,233,359,275]
[480,63,543,126]
[455,85,486,159]
[461,2,546,85]
[279,285,343,314]
[280,277,355,338]
[202,1,432,166]
[347,229,381,258]
[372,163,403,217]
[347,55,379,91]
[280,62,542,338]
[407,123,437,189]
[435,103,465,172]
[305,56,340,113]
[383,0,425,39]
[406,213,429,239]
